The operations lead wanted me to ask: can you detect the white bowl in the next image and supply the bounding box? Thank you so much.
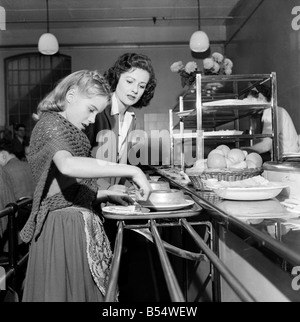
[213,182,288,201]
[146,189,186,205]
[149,181,170,191]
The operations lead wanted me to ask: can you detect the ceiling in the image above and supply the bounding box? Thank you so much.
[1,0,243,30]
[0,0,247,48]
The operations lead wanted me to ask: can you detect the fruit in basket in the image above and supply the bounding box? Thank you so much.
[228,161,247,169]
[225,157,234,168]
[207,153,227,169]
[215,144,230,157]
[246,160,257,169]
[209,148,225,156]
[246,152,263,168]
[206,146,262,170]
[227,148,246,164]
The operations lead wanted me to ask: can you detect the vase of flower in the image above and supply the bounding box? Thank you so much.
[203,52,233,76]
[170,60,201,88]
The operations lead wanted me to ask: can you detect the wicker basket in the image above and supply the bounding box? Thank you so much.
[187,167,263,191]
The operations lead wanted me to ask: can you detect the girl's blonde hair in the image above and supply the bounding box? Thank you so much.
[33,70,111,120]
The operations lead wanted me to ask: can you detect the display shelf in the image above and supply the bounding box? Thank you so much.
[169,72,279,170]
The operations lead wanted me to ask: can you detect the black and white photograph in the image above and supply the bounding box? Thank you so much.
[0,0,300,305]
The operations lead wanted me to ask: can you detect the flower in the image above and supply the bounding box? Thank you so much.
[170,60,200,88]
[203,52,233,75]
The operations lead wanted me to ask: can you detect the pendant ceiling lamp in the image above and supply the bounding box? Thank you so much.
[189,0,210,52]
[38,0,59,55]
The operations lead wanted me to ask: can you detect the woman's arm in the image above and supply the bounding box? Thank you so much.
[53,150,152,199]
[245,137,272,154]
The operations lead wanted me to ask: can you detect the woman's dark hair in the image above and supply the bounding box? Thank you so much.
[104,53,157,109]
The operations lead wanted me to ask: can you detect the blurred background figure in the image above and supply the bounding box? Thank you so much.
[0,127,13,143]
[0,142,34,235]
[241,84,299,161]
[0,142,34,201]
[0,165,16,253]
[24,143,30,162]
[11,124,29,160]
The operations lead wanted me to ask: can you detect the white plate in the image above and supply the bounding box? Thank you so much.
[202,99,270,106]
[102,205,150,215]
[141,199,195,211]
[213,183,288,201]
[204,130,243,136]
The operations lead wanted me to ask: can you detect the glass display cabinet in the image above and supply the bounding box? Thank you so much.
[169,72,279,170]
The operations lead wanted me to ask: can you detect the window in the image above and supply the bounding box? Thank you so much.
[5,53,71,136]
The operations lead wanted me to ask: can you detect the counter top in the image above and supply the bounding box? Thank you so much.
[150,166,300,267]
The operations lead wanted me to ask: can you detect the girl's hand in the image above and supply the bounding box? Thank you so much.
[108,184,128,194]
[107,193,134,206]
[97,189,134,206]
[131,168,152,201]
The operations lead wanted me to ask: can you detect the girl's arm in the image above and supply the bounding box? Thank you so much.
[53,150,152,199]
[97,189,134,205]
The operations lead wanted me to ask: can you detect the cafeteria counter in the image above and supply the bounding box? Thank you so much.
[143,166,300,302]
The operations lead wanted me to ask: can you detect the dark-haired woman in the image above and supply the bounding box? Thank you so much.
[87,52,157,191]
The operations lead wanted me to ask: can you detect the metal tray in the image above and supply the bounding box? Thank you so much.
[102,198,202,220]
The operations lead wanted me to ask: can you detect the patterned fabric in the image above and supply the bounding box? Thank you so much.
[20,112,98,243]
[81,208,113,297]
[19,112,114,298]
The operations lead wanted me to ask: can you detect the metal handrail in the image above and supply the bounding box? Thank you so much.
[0,198,32,289]
[150,220,185,302]
[181,219,256,302]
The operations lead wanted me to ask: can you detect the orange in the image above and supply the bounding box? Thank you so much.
[246,160,257,169]
[207,153,227,169]
[227,148,246,164]
[208,149,224,157]
[215,144,230,157]
[225,157,234,168]
[228,161,247,169]
[246,152,263,167]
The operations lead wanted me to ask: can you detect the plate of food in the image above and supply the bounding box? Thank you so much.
[213,182,288,201]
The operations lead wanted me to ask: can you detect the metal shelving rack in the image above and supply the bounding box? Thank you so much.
[169,72,279,170]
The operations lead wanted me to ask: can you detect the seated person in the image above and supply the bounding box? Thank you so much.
[241,84,299,160]
[0,142,34,236]
[0,142,34,200]
[11,123,29,160]
[0,165,16,252]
